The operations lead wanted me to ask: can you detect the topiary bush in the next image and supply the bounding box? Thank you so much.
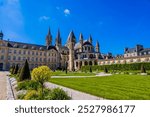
[19,59,31,81]
[141,64,146,73]
[14,64,19,74]
[32,66,52,98]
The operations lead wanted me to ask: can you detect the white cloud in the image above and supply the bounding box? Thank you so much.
[64,9,70,16]
[39,16,50,21]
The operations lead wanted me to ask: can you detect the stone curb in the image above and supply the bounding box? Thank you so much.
[44,82,106,100]
[6,77,16,100]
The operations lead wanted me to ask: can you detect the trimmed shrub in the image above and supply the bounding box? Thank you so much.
[50,88,71,100]
[141,64,146,73]
[81,62,150,72]
[19,60,31,81]
[90,66,92,73]
[104,67,108,73]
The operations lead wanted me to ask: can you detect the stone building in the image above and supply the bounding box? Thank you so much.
[0,28,101,71]
[124,44,150,58]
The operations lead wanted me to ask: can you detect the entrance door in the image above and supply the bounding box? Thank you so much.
[0,63,3,71]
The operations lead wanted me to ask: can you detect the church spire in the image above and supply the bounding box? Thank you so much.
[55,28,62,47]
[0,30,4,40]
[46,27,52,47]
[88,35,92,44]
[96,40,100,52]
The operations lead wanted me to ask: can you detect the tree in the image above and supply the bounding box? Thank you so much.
[14,64,19,74]
[141,64,146,73]
[11,65,15,74]
[104,67,108,73]
[19,59,31,81]
[31,66,52,98]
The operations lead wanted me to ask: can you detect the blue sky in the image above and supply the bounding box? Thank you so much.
[0,0,150,55]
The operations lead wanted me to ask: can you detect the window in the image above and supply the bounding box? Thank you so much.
[32,51,34,55]
[18,57,21,61]
[40,52,42,56]
[1,55,4,60]
[23,57,26,61]
[13,56,16,61]
[36,52,38,55]
[14,50,17,54]
[149,51,150,54]
[19,50,21,54]
[31,57,34,61]
[9,50,12,53]
[8,56,11,60]
[28,51,30,55]
[36,58,38,61]
[23,50,26,54]
[1,49,5,53]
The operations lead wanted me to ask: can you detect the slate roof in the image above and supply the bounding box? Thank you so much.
[3,40,57,51]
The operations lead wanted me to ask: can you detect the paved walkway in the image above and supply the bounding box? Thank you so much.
[44,82,105,100]
[0,71,9,100]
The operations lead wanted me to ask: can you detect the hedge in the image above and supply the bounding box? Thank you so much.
[81,62,150,72]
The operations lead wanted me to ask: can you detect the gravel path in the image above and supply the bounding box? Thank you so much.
[44,82,105,100]
[0,71,9,100]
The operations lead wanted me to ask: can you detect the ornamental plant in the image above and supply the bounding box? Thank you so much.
[31,66,52,98]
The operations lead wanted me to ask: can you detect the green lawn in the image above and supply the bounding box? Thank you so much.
[50,74,150,100]
[52,71,96,76]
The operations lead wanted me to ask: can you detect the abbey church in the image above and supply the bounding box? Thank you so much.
[0,28,101,71]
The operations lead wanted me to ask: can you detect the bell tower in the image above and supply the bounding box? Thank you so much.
[68,30,76,71]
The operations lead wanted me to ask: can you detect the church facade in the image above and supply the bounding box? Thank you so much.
[0,28,101,71]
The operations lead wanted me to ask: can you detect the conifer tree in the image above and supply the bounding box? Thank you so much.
[19,59,31,81]
[14,64,19,74]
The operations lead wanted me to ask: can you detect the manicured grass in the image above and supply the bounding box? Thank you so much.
[52,71,96,76]
[50,74,150,100]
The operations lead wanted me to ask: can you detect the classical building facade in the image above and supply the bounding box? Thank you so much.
[0,28,101,71]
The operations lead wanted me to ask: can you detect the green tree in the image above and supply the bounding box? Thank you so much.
[14,64,19,74]
[11,65,15,74]
[31,66,52,98]
[19,59,31,81]
[104,67,108,73]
